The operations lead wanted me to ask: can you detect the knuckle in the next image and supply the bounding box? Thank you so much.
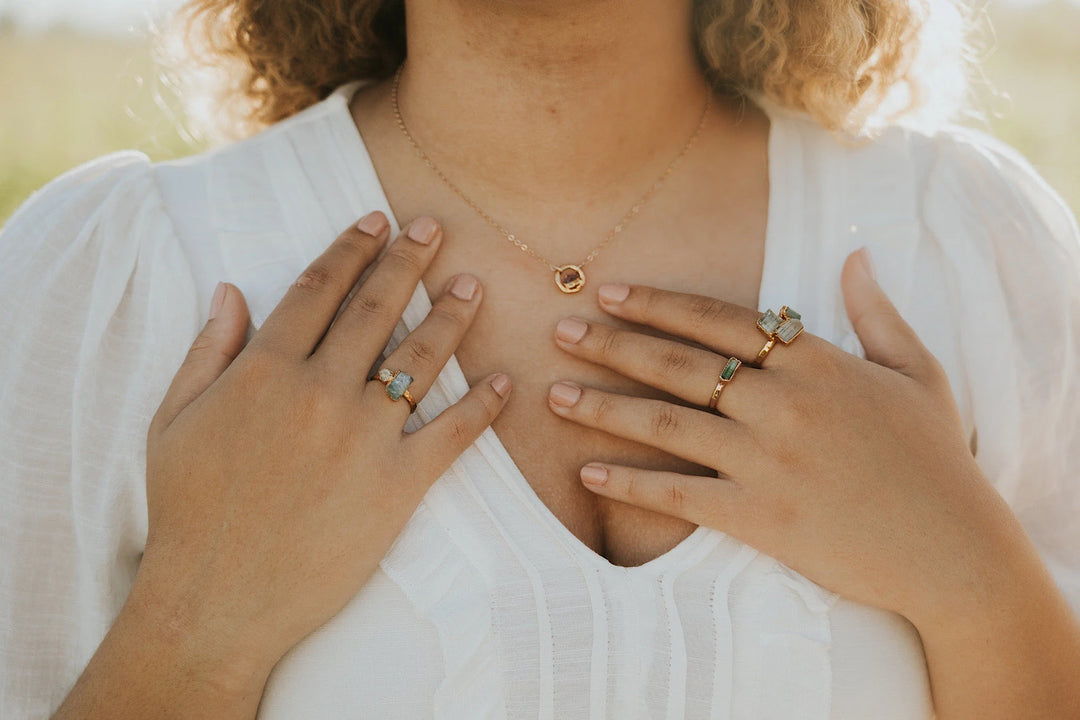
[446,415,473,446]
[687,295,725,330]
[338,227,379,255]
[186,331,218,358]
[595,326,622,358]
[345,291,385,320]
[589,395,616,425]
[650,405,681,438]
[404,338,439,367]
[666,481,686,511]
[659,344,694,374]
[293,264,338,293]
[385,247,425,275]
[428,302,469,329]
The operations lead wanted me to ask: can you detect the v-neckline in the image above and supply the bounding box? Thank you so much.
[321,81,803,577]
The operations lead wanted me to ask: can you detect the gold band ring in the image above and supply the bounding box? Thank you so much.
[370,368,418,412]
[708,356,742,412]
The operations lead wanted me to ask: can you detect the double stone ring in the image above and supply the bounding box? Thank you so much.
[370,368,418,412]
[708,305,804,414]
[754,305,804,366]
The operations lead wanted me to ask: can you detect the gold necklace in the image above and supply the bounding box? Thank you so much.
[390,63,711,294]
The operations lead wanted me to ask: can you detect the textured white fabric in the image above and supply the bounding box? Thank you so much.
[2,82,1078,719]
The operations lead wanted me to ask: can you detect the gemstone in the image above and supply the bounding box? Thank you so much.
[377,368,394,383]
[776,319,804,343]
[386,371,414,400]
[720,356,740,381]
[758,309,781,335]
[554,264,586,293]
[780,306,801,321]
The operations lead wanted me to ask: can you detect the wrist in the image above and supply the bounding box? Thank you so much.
[122,565,279,702]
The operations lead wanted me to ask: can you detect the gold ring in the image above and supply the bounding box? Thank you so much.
[369,368,418,412]
[754,305,804,366]
[708,356,742,412]
[754,337,777,365]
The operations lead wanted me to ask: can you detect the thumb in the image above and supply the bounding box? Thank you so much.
[841,247,934,380]
[151,282,250,435]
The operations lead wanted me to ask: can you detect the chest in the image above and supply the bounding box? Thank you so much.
[412,200,767,567]
[353,87,772,567]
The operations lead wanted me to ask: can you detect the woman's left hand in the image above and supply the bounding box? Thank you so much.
[547,248,1029,628]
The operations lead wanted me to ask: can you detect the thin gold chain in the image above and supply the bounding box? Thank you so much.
[390,63,711,273]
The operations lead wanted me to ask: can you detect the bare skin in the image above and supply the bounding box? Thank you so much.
[349,0,772,567]
[48,0,1080,717]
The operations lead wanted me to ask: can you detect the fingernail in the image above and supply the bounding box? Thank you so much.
[490,373,512,398]
[856,246,877,282]
[450,274,478,301]
[209,281,226,320]
[598,283,630,304]
[549,381,582,407]
[408,216,439,244]
[357,210,388,236]
[581,463,609,487]
[555,317,588,344]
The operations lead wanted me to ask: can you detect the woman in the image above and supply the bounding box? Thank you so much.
[1,0,1078,717]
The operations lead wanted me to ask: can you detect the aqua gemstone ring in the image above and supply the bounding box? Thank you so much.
[370,368,418,412]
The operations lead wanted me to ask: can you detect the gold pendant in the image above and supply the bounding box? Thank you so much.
[554,265,586,293]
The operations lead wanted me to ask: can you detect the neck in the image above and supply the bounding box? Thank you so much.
[398,0,714,209]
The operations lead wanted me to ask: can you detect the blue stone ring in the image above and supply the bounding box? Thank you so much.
[370,368,418,412]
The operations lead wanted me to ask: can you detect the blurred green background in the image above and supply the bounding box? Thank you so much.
[1,1,1078,224]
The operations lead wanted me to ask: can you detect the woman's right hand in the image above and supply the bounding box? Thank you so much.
[132,212,509,692]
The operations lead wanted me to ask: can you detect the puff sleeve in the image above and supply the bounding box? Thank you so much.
[0,153,201,717]
[919,127,1080,615]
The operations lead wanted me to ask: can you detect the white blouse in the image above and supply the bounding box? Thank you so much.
[1,82,1078,720]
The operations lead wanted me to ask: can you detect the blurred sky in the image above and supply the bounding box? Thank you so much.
[2,0,1077,35]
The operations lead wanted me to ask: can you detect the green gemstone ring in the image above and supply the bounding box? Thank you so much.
[708,356,742,412]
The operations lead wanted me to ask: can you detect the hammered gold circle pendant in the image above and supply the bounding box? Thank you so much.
[555,264,586,293]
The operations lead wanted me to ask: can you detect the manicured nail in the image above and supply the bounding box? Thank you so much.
[555,317,588,344]
[408,216,439,244]
[209,281,226,320]
[450,274,478,301]
[490,373,512,398]
[598,283,630,304]
[856,246,877,282]
[549,381,582,407]
[580,463,609,487]
[357,210,388,236]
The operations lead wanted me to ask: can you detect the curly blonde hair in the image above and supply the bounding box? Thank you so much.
[162,0,977,140]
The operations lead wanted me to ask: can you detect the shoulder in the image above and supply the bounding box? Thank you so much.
[783,113,1080,494]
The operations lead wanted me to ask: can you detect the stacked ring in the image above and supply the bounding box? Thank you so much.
[708,356,742,412]
[754,305,804,365]
[370,368,418,412]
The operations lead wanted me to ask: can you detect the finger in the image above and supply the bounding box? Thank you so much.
[553,316,769,420]
[405,373,513,482]
[315,216,445,367]
[578,462,739,529]
[252,212,391,357]
[841,248,942,383]
[595,283,798,367]
[360,274,482,406]
[150,282,250,436]
[547,381,749,473]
